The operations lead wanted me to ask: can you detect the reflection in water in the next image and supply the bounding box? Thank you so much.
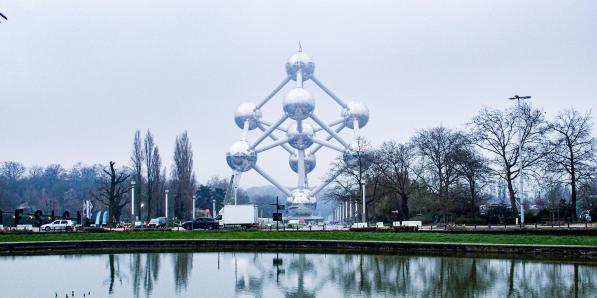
[1,251,595,298]
[173,252,193,295]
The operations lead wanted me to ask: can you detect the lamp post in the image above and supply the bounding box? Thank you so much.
[131,180,136,222]
[212,199,216,219]
[509,94,531,226]
[362,175,368,223]
[192,195,196,220]
[165,189,169,218]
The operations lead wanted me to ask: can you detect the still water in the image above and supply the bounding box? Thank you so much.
[0,251,595,298]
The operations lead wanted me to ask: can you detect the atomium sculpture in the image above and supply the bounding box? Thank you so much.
[226,46,371,217]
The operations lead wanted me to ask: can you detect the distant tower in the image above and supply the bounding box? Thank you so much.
[225,46,371,217]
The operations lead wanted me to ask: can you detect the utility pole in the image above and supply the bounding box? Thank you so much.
[192,195,196,221]
[270,196,284,231]
[131,180,136,222]
[165,189,169,218]
[212,199,216,219]
[362,176,367,223]
[509,94,531,226]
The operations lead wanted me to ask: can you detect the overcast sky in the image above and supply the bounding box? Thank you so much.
[1,1,596,188]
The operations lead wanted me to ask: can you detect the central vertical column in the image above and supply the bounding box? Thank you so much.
[296,66,306,189]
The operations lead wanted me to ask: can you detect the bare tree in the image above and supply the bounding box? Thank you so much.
[469,102,547,214]
[171,131,196,220]
[150,146,163,217]
[453,141,490,214]
[0,161,26,182]
[130,130,144,220]
[144,130,155,220]
[413,126,465,224]
[95,161,131,225]
[374,141,416,220]
[325,137,378,221]
[547,109,597,220]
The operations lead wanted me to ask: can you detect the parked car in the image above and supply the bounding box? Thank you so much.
[147,217,168,228]
[579,210,592,223]
[41,220,75,232]
[181,217,220,230]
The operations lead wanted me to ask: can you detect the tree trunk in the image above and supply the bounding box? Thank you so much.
[569,146,577,222]
[400,194,409,220]
[469,179,476,214]
[506,173,519,214]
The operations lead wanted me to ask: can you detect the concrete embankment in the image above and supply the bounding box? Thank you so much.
[0,239,595,259]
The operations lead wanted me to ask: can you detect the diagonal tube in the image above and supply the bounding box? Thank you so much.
[310,114,349,148]
[311,123,345,154]
[257,123,294,154]
[251,115,288,148]
[259,120,287,133]
[314,118,344,132]
[255,137,289,153]
[253,164,292,197]
[312,138,345,153]
[256,76,292,109]
[311,76,348,108]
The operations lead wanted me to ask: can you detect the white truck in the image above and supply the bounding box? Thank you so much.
[217,204,258,228]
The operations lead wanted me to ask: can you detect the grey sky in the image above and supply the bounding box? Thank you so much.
[1,1,596,187]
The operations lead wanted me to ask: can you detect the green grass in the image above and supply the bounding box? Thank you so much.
[0,230,595,246]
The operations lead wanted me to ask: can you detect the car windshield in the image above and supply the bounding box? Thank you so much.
[52,221,60,224]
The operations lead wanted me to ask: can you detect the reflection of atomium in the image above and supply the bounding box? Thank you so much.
[226,46,370,217]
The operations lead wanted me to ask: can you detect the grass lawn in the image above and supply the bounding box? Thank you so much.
[0,230,595,246]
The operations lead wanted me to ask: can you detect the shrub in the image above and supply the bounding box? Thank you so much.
[392,226,418,232]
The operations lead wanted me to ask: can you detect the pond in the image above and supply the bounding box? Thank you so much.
[0,251,595,297]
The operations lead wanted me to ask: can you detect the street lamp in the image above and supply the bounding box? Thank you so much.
[362,174,368,223]
[165,189,169,218]
[192,195,196,220]
[509,94,531,226]
[130,180,136,221]
[212,199,216,219]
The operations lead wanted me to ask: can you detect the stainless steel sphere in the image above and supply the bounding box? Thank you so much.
[283,88,315,120]
[287,122,315,150]
[286,52,315,81]
[289,152,316,173]
[343,138,373,170]
[234,102,262,130]
[226,141,257,172]
[342,101,369,129]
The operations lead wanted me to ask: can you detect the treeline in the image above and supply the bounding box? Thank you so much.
[1,104,596,225]
[0,129,204,224]
[331,104,597,223]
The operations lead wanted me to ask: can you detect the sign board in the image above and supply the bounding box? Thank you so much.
[272,213,282,221]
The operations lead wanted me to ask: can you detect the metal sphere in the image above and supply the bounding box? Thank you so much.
[343,139,373,170]
[285,52,315,81]
[287,122,315,150]
[225,141,257,172]
[289,152,316,174]
[234,102,262,130]
[283,88,315,120]
[342,101,369,129]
